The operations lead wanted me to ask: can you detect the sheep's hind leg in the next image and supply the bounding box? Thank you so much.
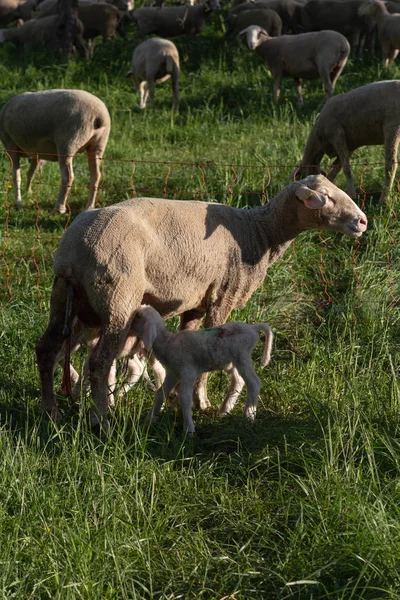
[86,151,102,210]
[380,126,400,204]
[53,154,74,214]
[36,277,73,419]
[9,150,22,209]
[218,365,245,416]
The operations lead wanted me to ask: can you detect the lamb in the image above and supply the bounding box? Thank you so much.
[35,175,367,430]
[359,0,400,66]
[0,89,111,213]
[239,26,350,103]
[0,14,87,56]
[131,305,273,434]
[127,38,180,110]
[132,0,220,37]
[225,7,282,38]
[294,80,400,204]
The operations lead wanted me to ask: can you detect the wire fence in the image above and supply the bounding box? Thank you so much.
[0,151,399,318]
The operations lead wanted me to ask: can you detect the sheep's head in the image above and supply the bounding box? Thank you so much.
[293,176,367,239]
[239,25,270,50]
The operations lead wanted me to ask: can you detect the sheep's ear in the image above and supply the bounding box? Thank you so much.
[295,185,327,209]
[142,319,158,351]
[238,28,248,37]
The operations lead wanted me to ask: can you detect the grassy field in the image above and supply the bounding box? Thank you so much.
[1,14,400,599]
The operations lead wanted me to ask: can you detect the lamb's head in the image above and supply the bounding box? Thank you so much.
[239,25,270,50]
[131,305,164,351]
[293,176,367,239]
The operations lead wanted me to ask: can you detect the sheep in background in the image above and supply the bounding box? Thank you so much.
[230,0,304,34]
[131,305,273,434]
[225,7,282,38]
[239,26,350,104]
[0,0,37,24]
[294,80,400,204]
[127,38,180,110]
[132,0,220,37]
[35,176,367,429]
[0,14,87,56]
[0,89,110,213]
[36,0,134,15]
[359,0,400,66]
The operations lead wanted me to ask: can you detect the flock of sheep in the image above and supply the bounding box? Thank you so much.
[1,0,399,433]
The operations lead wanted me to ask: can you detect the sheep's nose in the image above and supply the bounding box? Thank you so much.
[358,215,367,231]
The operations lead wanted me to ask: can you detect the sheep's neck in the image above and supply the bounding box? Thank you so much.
[300,128,326,171]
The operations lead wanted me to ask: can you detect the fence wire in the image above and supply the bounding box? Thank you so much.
[0,150,399,320]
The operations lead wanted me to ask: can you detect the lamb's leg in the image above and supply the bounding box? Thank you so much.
[236,359,261,421]
[146,370,179,425]
[179,309,210,409]
[86,151,102,210]
[178,373,197,435]
[217,365,245,416]
[53,154,74,214]
[149,354,166,390]
[380,126,400,204]
[36,277,74,418]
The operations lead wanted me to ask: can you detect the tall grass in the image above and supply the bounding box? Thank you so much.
[0,15,400,599]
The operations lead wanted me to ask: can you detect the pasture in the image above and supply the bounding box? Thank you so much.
[1,14,400,599]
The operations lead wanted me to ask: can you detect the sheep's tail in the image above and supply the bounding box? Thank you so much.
[256,324,273,368]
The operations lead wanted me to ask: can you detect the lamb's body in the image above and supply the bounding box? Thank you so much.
[131,305,274,434]
[36,176,367,429]
[0,89,111,213]
[240,27,350,103]
[127,38,180,110]
[295,80,400,203]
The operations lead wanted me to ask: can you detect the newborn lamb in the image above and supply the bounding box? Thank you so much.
[131,305,273,434]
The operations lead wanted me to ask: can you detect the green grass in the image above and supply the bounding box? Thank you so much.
[1,16,400,599]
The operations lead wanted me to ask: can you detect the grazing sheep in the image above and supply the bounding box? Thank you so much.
[0,89,111,213]
[36,0,134,15]
[294,80,400,204]
[127,37,180,110]
[133,0,220,37]
[230,0,304,34]
[0,14,87,56]
[131,305,273,434]
[239,26,350,103]
[301,0,375,56]
[35,175,367,429]
[359,0,400,66]
[225,7,282,38]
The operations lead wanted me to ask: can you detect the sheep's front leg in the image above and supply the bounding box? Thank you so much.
[53,155,74,214]
[138,81,148,109]
[380,126,400,204]
[218,365,245,416]
[236,359,261,421]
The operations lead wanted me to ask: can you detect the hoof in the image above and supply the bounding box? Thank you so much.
[51,206,66,215]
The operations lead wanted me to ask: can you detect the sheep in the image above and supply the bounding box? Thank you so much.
[359,0,400,66]
[301,0,376,57]
[0,13,87,56]
[132,0,220,37]
[230,0,304,34]
[225,7,282,38]
[35,175,367,429]
[294,80,400,205]
[239,26,350,104]
[127,38,180,110]
[0,89,111,213]
[131,305,273,434]
[36,0,134,15]
[0,0,37,24]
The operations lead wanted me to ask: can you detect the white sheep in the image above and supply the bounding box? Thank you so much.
[35,176,367,430]
[239,25,350,103]
[359,0,400,66]
[132,0,220,37]
[131,305,273,434]
[127,38,180,110]
[294,80,400,204]
[0,89,111,213]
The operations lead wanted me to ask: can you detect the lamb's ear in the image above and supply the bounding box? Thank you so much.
[142,319,158,351]
[295,185,328,209]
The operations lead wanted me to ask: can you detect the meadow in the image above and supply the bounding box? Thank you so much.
[1,13,400,599]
